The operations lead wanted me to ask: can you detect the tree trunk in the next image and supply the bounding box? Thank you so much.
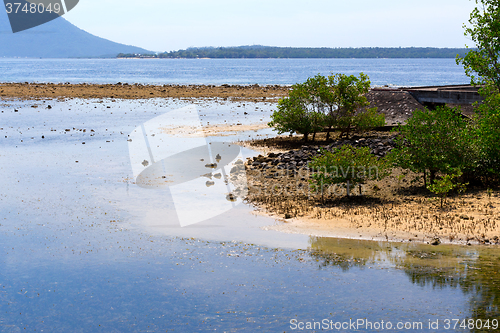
[346,180,350,197]
[303,133,309,142]
[340,124,351,139]
[430,170,436,184]
[325,125,332,141]
[345,124,351,139]
[326,106,334,141]
[312,132,316,142]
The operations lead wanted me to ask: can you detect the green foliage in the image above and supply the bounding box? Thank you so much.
[352,107,386,133]
[309,145,389,198]
[391,104,500,184]
[156,46,471,59]
[456,0,500,92]
[427,170,468,208]
[268,75,327,141]
[328,73,383,137]
[454,0,500,178]
[472,110,500,175]
[269,73,385,141]
[389,106,472,185]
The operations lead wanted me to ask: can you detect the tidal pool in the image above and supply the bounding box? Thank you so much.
[0,99,499,332]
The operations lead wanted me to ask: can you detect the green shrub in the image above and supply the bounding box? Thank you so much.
[352,107,386,133]
[472,96,500,177]
[268,94,322,142]
[390,106,473,186]
[427,170,467,208]
[327,73,383,138]
[269,73,385,141]
[309,145,390,199]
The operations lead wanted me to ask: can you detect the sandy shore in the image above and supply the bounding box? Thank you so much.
[0,82,289,101]
[242,136,500,246]
[161,123,270,137]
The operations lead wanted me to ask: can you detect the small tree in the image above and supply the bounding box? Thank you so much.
[309,145,389,200]
[472,109,500,176]
[427,170,468,208]
[328,73,383,138]
[269,73,385,141]
[456,0,500,92]
[456,0,500,178]
[268,77,326,141]
[390,106,472,186]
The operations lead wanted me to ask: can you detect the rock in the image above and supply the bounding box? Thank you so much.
[430,238,441,246]
[230,165,245,174]
[226,193,237,202]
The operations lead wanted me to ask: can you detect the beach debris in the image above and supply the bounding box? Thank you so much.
[430,238,441,246]
[226,193,237,202]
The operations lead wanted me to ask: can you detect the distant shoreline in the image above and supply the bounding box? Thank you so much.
[118,46,472,59]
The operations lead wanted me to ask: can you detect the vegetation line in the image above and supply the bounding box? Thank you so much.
[118,46,472,59]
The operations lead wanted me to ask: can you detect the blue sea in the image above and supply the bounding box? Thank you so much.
[0,58,469,86]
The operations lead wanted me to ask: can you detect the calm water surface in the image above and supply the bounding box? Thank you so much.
[0,58,469,87]
[1,98,498,332]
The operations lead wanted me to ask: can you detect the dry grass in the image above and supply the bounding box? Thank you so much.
[244,164,500,245]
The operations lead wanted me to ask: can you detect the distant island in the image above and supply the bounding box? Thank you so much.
[118,45,471,59]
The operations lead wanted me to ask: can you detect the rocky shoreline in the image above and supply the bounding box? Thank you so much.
[0,82,289,101]
[247,133,398,174]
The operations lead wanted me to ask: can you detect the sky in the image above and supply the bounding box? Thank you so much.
[63,0,478,52]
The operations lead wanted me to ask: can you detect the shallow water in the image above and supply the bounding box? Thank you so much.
[1,99,499,332]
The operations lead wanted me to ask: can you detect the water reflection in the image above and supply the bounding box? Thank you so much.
[309,236,500,329]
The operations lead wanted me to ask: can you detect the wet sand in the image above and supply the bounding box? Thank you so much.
[162,123,270,137]
[0,82,289,101]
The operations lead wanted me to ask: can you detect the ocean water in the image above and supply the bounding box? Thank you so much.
[0,58,469,86]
